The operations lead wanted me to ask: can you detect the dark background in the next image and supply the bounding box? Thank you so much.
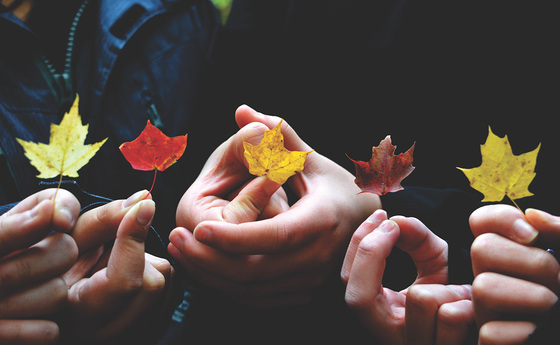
[191,0,558,215]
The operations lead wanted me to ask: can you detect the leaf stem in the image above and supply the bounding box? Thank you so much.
[53,173,63,204]
[148,169,157,195]
[507,194,523,214]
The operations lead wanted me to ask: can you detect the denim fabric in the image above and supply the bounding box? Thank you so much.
[0,0,219,234]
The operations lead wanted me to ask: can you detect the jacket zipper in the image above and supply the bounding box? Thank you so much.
[35,0,90,111]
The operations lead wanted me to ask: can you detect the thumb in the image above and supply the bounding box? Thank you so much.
[221,176,282,224]
[235,105,313,153]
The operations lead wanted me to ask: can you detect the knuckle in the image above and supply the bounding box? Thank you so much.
[121,277,144,293]
[344,286,374,312]
[533,249,560,275]
[275,224,293,251]
[472,272,498,303]
[49,278,69,306]
[143,271,166,293]
[54,233,79,263]
[471,233,498,262]
[407,285,437,307]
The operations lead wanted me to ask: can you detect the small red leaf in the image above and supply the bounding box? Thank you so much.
[349,135,415,196]
[119,120,187,172]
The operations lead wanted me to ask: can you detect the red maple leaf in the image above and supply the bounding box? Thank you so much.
[119,120,187,193]
[348,135,415,196]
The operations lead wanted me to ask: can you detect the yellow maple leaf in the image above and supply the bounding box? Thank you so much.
[457,126,540,203]
[17,95,107,180]
[243,120,313,184]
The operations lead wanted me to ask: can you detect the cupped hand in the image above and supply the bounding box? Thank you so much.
[0,189,80,345]
[342,210,473,345]
[169,105,380,307]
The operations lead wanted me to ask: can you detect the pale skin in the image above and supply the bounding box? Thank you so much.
[169,105,381,307]
[1,1,174,341]
[0,189,79,344]
[470,205,560,345]
[0,189,174,344]
[341,209,474,345]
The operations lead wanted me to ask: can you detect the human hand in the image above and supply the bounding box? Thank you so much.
[169,105,380,307]
[470,205,560,345]
[59,190,175,342]
[0,189,80,345]
[341,209,473,345]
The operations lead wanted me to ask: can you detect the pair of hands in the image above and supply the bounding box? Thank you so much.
[470,205,560,345]
[168,105,380,307]
[0,188,174,344]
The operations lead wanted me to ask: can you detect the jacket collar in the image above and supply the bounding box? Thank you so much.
[89,0,181,117]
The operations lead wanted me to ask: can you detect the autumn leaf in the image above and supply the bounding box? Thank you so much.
[17,95,107,184]
[348,135,415,196]
[119,120,187,192]
[458,127,540,205]
[243,120,313,185]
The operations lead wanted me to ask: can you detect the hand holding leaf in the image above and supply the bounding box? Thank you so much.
[243,120,313,185]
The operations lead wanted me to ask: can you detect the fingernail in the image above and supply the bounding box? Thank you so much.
[169,230,184,249]
[55,205,76,227]
[366,209,387,224]
[135,200,155,227]
[378,220,397,234]
[512,218,538,243]
[123,190,149,209]
[193,225,211,243]
[527,208,560,225]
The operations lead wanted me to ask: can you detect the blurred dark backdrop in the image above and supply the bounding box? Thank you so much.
[190,0,558,214]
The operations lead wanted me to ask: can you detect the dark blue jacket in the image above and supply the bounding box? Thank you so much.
[0,0,219,235]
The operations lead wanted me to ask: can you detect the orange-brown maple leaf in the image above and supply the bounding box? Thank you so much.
[119,120,187,192]
[349,136,415,196]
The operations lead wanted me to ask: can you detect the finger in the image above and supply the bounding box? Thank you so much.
[170,233,329,307]
[221,176,282,224]
[470,205,538,244]
[341,209,388,284]
[169,228,328,294]
[525,208,560,243]
[192,206,321,254]
[235,105,313,153]
[71,190,149,252]
[0,320,59,345]
[175,122,276,229]
[0,233,77,290]
[95,261,167,339]
[0,277,67,318]
[2,188,80,232]
[471,233,560,293]
[344,220,400,314]
[61,245,104,288]
[0,189,79,257]
[405,284,472,345]
[68,200,154,315]
[472,272,558,326]
[478,320,536,345]
[436,299,474,345]
[391,216,448,284]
